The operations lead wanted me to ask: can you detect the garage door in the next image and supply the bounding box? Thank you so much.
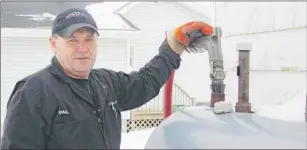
[1,36,129,131]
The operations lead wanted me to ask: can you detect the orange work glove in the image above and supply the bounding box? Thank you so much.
[166,21,213,55]
[175,21,213,46]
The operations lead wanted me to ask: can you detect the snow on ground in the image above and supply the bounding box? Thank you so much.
[256,90,306,122]
[121,128,156,149]
[15,13,56,22]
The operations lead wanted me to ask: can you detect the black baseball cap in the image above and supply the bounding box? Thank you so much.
[52,8,99,38]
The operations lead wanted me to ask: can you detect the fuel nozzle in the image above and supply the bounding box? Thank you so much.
[186,29,205,38]
[185,28,217,53]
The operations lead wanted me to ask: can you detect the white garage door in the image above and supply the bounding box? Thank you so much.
[1,36,129,131]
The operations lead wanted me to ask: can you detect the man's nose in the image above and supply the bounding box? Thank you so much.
[77,42,89,52]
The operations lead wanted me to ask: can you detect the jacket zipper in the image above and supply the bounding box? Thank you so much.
[96,115,109,148]
[97,117,104,134]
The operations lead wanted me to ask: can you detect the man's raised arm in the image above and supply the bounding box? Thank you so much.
[102,21,213,111]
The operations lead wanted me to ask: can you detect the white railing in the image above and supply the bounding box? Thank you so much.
[132,82,195,113]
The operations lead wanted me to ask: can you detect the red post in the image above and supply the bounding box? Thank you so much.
[163,70,175,119]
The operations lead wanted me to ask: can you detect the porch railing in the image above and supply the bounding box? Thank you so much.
[132,82,196,113]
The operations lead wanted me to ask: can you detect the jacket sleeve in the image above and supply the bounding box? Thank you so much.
[1,81,47,149]
[111,39,181,111]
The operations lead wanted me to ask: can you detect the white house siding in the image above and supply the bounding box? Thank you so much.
[221,27,306,71]
[121,2,212,69]
[119,1,306,72]
[94,38,129,72]
[214,2,307,71]
[175,2,306,103]
[116,2,306,107]
[180,2,306,106]
[1,37,54,111]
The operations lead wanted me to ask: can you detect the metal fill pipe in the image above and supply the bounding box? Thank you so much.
[235,43,252,113]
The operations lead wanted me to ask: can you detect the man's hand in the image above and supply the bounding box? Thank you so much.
[166,21,214,55]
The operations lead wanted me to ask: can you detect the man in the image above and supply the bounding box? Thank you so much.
[1,8,213,149]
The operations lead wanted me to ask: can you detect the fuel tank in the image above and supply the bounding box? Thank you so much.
[145,106,306,149]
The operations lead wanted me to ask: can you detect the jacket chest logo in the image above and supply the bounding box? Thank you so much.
[58,110,70,115]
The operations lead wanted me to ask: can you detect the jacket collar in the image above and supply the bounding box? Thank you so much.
[49,56,96,106]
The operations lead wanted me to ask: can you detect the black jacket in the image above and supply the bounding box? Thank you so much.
[1,39,181,149]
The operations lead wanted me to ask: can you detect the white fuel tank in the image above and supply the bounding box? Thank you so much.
[145,106,306,149]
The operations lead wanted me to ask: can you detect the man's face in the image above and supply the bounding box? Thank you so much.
[49,27,98,78]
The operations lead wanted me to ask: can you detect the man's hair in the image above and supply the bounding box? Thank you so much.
[52,34,61,39]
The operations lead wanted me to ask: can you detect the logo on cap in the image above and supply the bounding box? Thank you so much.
[66,12,88,19]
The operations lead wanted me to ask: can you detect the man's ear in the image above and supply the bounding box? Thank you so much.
[49,36,57,54]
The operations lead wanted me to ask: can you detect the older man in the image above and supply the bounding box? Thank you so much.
[1,8,213,149]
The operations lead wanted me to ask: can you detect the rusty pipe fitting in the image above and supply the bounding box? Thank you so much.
[210,92,225,107]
